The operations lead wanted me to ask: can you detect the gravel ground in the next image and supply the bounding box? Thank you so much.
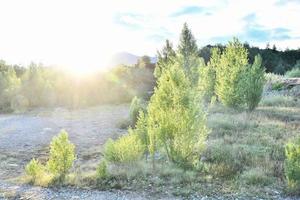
[0,181,177,200]
[1,105,172,200]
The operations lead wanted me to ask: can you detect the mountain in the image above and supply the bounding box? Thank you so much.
[109,52,157,67]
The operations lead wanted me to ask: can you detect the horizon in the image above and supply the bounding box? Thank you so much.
[0,0,299,71]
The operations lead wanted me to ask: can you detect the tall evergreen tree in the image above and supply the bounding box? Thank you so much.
[177,23,200,85]
[154,40,176,78]
[178,23,198,58]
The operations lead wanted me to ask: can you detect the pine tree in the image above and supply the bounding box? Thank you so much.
[178,23,198,58]
[198,48,220,102]
[154,40,176,78]
[244,54,265,111]
[177,23,200,85]
[215,38,249,108]
[147,58,208,168]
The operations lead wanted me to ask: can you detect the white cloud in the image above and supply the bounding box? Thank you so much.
[0,0,299,69]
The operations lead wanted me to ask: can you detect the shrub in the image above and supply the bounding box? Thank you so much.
[243,54,265,111]
[104,131,144,163]
[97,160,109,179]
[260,95,298,107]
[271,82,285,91]
[285,68,300,78]
[116,118,131,129]
[25,158,44,183]
[204,142,252,177]
[240,168,272,186]
[285,137,300,193]
[47,130,75,181]
[129,96,145,127]
[215,38,249,108]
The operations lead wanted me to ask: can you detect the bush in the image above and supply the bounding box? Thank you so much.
[243,54,265,111]
[285,137,300,193]
[271,82,285,91]
[97,160,109,179]
[129,96,145,127]
[204,142,252,177]
[285,68,300,78]
[25,158,44,182]
[260,95,298,107]
[240,168,272,186]
[47,130,76,181]
[104,131,144,163]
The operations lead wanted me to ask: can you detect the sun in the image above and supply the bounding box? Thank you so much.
[63,52,113,77]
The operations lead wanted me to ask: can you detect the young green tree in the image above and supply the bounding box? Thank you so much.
[198,48,220,102]
[243,54,265,111]
[154,39,176,79]
[147,58,208,168]
[47,130,75,181]
[177,23,200,85]
[215,38,249,108]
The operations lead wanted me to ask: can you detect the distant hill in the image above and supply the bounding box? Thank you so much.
[109,52,157,67]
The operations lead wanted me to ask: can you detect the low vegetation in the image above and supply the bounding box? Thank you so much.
[285,137,300,194]
[25,130,75,185]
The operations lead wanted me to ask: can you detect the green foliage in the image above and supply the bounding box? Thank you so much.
[104,130,144,163]
[25,158,44,182]
[240,168,272,186]
[198,48,219,102]
[47,130,75,181]
[243,54,265,111]
[215,38,249,108]
[204,142,250,177]
[147,58,208,168]
[178,23,198,60]
[271,82,285,90]
[155,40,176,79]
[129,96,145,127]
[0,60,156,113]
[260,95,299,107]
[177,23,200,85]
[285,137,300,193]
[285,67,300,78]
[0,67,21,112]
[135,55,155,69]
[97,160,109,179]
[134,111,149,148]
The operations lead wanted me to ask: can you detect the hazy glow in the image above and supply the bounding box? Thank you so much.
[0,0,299,72]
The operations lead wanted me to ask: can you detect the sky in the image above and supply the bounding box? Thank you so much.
[0,0,299,70]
